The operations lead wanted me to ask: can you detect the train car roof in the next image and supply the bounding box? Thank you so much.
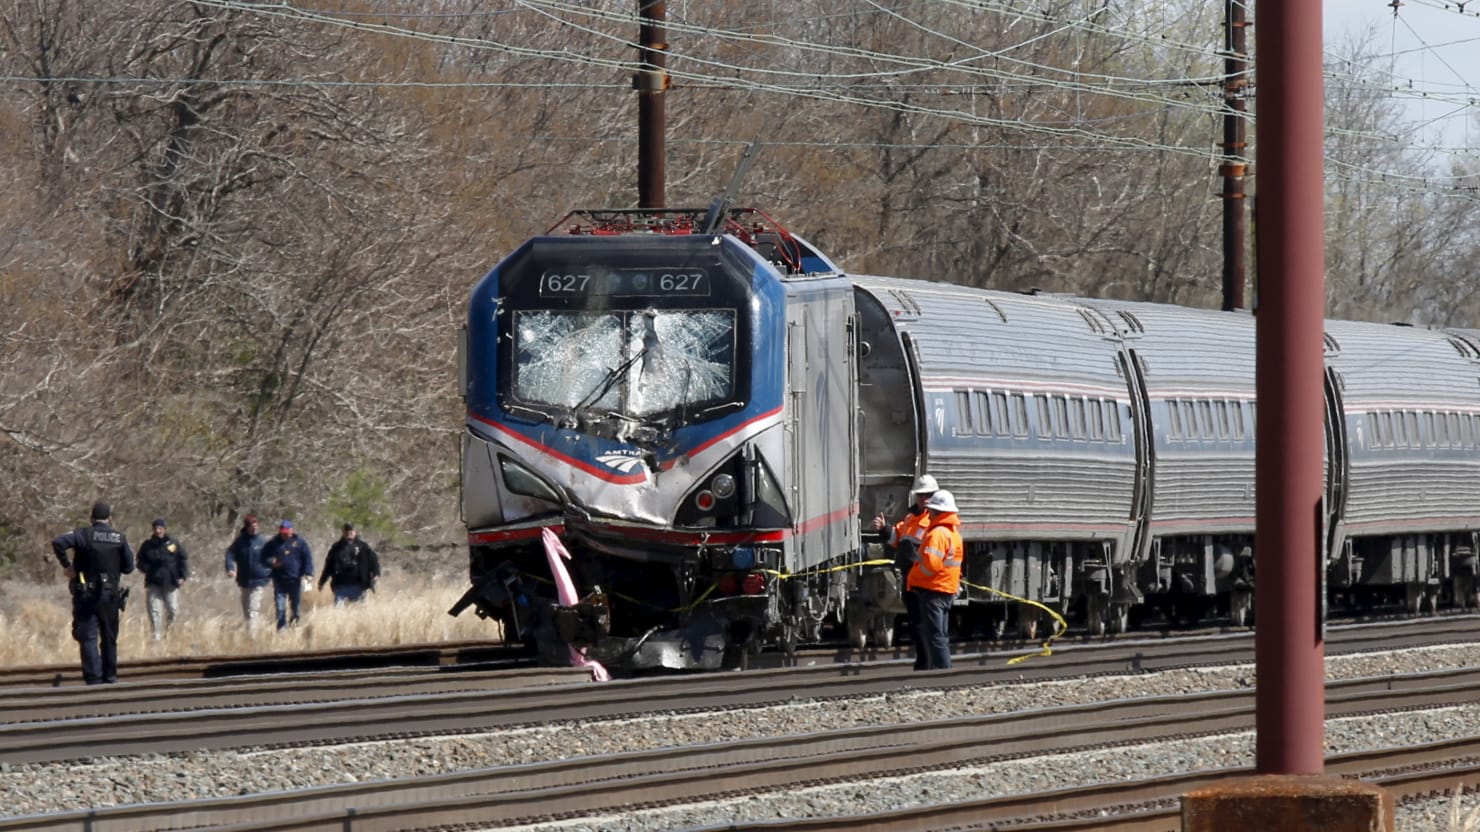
[850,275,1127,397]
[1326,319,1480,411]
[1074,297,1257,397]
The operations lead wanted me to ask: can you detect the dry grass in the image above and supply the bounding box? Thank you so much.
[0,568,502,668]
[1452,785,1480,832]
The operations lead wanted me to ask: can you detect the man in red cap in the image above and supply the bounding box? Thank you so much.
[260,519,313,629]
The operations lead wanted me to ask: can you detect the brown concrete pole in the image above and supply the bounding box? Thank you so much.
[1252,0,1325,775]
[1183,775,1394,831]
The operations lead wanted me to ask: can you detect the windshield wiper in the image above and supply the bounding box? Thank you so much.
[573,346,649,412]
[574,312,663,413]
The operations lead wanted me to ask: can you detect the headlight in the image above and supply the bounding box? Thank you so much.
[711,473,737,499]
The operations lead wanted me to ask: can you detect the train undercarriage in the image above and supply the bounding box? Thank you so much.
[451,525,865,670]
[452,524,1480,672]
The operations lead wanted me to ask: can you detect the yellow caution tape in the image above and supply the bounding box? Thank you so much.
[762,558,895,581]
[770,560,1067,666]
[961,579,1067,665]
[527,554,1065,664]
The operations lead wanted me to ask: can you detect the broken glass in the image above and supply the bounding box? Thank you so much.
[513,308,735,420]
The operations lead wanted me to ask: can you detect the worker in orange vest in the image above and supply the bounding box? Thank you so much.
[871,474,937,669]
[908,489,963,671]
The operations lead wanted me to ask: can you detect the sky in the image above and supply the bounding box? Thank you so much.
[1323,0,1480,150]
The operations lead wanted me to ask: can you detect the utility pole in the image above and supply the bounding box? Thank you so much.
[1221,0,1249,311]
[636,1,668,209]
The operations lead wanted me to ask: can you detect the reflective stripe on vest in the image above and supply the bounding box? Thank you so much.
[892,512,930,546]
[911,526,963,594]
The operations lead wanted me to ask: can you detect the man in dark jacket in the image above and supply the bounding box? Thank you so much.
[51,502,135,684]
[318,522,381,605]
[225,514,270,632]
[136,518,189,640]
[260,519,313,629]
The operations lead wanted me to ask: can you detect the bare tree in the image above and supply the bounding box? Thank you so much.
[4,0,1476,573]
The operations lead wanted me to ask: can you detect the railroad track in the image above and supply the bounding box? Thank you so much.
[5,666,1480,831]
[756,611,1480,669]
[718,745,1480,832]
[6,610,1470,690]
[0,639,531,688]
[5,616,1480,765]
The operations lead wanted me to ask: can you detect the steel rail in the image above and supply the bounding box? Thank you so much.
[714,740,1480,831]
[4,616,1479,765]
[4,668,1480,831]
[0,640,529,688]
[0,664,591,724]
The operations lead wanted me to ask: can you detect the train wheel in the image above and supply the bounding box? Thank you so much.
[1109,602,1130,634]
[1086,595,1108,636]
[1229,590,1252,628]
[846,618,868,649]
[1016,605,1040,641]
[780,621,799,656]
[871,617,895,649]
[1405,583,1425,614]
[1457,575,1476,609]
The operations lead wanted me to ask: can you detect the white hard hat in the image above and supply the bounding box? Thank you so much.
[924,490,957,513]
[910,474,939,494]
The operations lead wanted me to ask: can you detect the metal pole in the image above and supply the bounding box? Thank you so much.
[1221,0,1249,311]
[636,0,668,209]
[1253,0,1326,774]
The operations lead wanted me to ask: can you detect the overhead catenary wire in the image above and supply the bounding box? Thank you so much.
[196,0,1236,115]
[10,0,1478,201]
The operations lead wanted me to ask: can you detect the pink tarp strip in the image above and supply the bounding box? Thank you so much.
[541,527,611,682]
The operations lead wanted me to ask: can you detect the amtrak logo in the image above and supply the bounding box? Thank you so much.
[596,452,646,474]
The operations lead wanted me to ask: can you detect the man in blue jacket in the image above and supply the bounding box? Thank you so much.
[225,514,270,633]
[260,519,313,630]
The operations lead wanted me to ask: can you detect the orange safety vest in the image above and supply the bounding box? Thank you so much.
[908,512,963,595]
[890,509,930,550]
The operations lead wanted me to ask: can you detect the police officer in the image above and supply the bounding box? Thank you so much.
[51,502,136,685]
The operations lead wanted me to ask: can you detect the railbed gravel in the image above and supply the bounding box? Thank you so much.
[3,645,1479,830]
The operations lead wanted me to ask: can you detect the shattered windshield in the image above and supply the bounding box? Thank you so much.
[513,309,736,419]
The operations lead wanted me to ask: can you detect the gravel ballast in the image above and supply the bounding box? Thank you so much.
[3,644,1479,830]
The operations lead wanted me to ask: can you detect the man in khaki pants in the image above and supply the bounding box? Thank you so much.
[225,514,269,632]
